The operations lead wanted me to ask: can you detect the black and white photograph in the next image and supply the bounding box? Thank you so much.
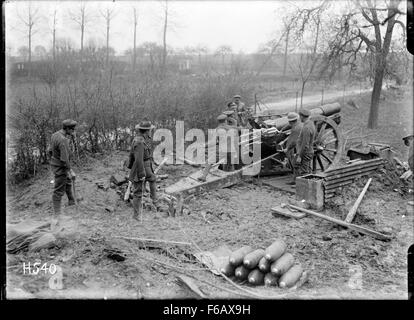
[3,0,414,303]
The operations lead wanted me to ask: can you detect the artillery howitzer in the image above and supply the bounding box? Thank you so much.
[242,102,344,174]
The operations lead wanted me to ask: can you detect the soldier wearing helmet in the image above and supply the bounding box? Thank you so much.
[296,109,316,175]
[128,120,159,221]
[49,119,77,216]
[285,112,303,184]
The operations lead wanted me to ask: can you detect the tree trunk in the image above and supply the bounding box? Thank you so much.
[162,2,168,74]
[133,8,137,72]
[300,81,306,108]
[283,28,290,78]
[28,28,32,77]
[367,55,385,129]
[106,19,110,67]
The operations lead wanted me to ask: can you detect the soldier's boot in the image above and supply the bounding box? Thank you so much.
[52,195,62,215]
[132,197,142,221]
[66,184,76,206]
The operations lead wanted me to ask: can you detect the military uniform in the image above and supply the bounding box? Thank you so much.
[216,116,239,171]
[297,110,316,175]
[49,120,77,215]
[285,112,303,179]
[128,121,157,219]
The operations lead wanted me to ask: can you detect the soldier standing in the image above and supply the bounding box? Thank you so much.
[49,119,77,216]
[233,94,251,127]
[285,112,303,184]
[403,133,414,171]
[296,109,316,175]
[128,121,159,221]
[216,114,239,172]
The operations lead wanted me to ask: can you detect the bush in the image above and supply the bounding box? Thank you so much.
[7,67,256,183]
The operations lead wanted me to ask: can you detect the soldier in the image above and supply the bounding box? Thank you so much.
[128,121,159,221]
[296,109,316,175]
[216,114,239,172]
[49,119,77,216]
[403,133,414,171]
[232,95,251,127]
[284,112,303,184]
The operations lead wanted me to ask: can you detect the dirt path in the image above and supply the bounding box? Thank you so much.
[255,86,385,114]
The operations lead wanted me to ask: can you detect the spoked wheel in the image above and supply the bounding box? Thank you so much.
[311,115,343,173]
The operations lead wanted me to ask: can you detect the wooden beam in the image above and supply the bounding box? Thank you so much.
[283,203,392,241]
[345,178,372,223]
[113,236,193,247]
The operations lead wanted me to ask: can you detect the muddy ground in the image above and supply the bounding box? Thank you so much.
[5,87,414,299]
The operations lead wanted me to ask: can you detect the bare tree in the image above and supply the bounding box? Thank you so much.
[100,5,117,67]
[133,7,138,72]
[16,2,42,76]
[68,1,93,64]
[215,45,233,72]
[162,0,169,74]
[320,0,405,128]
[51,8,57,61]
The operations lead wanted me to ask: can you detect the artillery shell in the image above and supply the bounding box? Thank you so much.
[235,265,250,281]
[243,249,265,269]
[264,273,278,286]
[270,252,295,276]
[265,239,287,261]
[248,269,265,286]
[279,264,303,288]
[258,256,271,273]
[220,261,236,277]
[229,246,253,266]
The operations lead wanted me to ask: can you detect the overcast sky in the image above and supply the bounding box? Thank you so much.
[4,0,405,56]
[3,0,319,55]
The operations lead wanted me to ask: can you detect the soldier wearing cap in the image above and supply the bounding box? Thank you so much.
[49,119,77,216]
[216,114,239,171]
[403,133,414,171]
[296,109,316,175]
[232,95,252,127]
[285,112,303,183]
[128,121,159,220]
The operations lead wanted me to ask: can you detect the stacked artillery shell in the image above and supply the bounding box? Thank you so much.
[223,241,305,288]
[263,239,304,288]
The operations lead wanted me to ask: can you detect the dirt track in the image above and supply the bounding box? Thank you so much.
[6,88,414,299]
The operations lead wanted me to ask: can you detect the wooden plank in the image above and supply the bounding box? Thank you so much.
[262,175,296,194]
[271,206,306,219]
[283,204,392,241]
[324,165,382,181]
[324,159,383,175]
[324,169,376,187]
[344,178,372,223]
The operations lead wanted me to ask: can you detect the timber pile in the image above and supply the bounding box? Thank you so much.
[322,158,385,199]
[220,240,307,289]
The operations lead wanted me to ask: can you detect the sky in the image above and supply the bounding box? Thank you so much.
[5,0,291,55]
[4,0,406,56]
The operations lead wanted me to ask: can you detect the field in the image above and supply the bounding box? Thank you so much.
[5,86,414,299]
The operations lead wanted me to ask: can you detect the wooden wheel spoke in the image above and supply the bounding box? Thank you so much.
[325,138,337,145]
[317,154,324,171]
[319,128,334,142]
[324,148,337,153]
[312,156,317,173]
[321,152,333,164]
[317,123,327,140]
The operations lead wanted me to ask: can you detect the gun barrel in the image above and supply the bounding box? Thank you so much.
[262,102,341,130]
